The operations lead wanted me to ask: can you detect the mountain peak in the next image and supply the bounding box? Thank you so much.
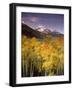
[35,25,52,33]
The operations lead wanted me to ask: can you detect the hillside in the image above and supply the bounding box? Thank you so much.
[22,23,46,39]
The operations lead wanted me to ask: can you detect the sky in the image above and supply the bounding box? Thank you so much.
[21,12,64,34]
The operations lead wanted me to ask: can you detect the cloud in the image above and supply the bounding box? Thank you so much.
[31,17,38,22]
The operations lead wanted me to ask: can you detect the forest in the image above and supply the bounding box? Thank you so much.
[21,34,64,77]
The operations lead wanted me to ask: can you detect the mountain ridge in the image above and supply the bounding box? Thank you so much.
[22,23,64,39]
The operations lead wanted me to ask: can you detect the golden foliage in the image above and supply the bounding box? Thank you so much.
[21,35,64,76]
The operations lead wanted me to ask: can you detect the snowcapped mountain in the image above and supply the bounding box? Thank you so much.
[22,23,64,39]
[36,27,52,34]
[36,27,63,36]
